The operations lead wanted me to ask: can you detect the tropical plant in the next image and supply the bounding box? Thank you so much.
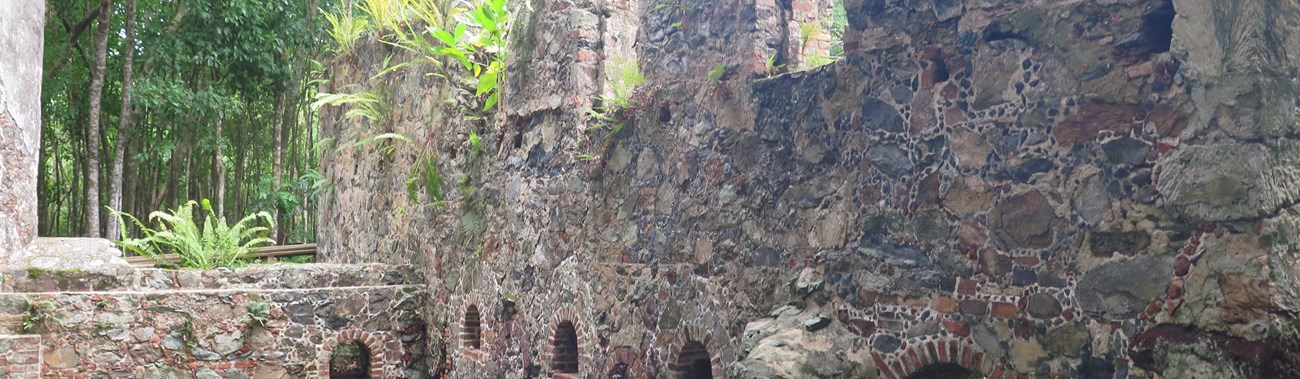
[311,88,390,124]
[324,11,370,55]
[110,199,275,269]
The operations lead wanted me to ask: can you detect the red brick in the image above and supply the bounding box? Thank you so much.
[872,353,896,379]
[959,300,988,315]
[932,297,959,313]
[943,319,970,337]
[1014,255,1040,266]
[991,302,1019,319]
[956,278,979,295]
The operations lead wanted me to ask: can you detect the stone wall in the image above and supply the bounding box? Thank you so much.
[0,264,431,378]
[0,0,44,258]
[318,0,1300,378]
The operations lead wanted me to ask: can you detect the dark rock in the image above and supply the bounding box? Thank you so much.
[987,189,1055,250]
[803,316,831,332]
[1076,255,1174,319]
[1089,230,1151,257]
[284,303,314,325]
[860,98,905,133]
[1102,137,1151,166]
[993,157,1055,182]
[1026,293,1062,319]
[859,239,931,270]
[872,334,900,353]
[1078,356,1116,379]
[1011,267,1038,286]
[867,144,913,179]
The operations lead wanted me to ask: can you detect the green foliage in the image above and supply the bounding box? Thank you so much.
[603,57,646,109]
[406,156,446,205]
[468,130,484,155]
[20,299,58,333]
[707,62,728,83]
[324,11,369,55]
[311,88,390,124]
[244,301,271,328]
[111,199,275,269]
[350,132,411,155]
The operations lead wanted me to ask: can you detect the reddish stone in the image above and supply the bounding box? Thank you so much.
[957,219,988,247]
[1061,309,1074,321]
[943,319,970,337]
[1014,255,1040,266]
[1053,103,1145,144]
[959,300,989,315]
[1174,255,1191,277]
[937,340,948,362]
[991,365,1007,379]
[872,353,895,379]
[986,190,1056,250]
[933,297,959,313]
[991,302,1019,319]
[1167,279,1184,299]
[956,278,979,295]
[945,107,967,124]
[940,83,960,99]
[1150,105,1189,138]
[921,45,943,60]
[980,249,1015,276]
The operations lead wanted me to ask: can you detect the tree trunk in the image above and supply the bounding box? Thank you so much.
[214,115,225,217]
[83,0,113,238]
[107,0,137,240]
[272,93,285,241]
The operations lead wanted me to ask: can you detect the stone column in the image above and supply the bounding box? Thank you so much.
[0,0,44,257]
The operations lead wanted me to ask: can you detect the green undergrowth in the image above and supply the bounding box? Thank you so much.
[110,199,275,269]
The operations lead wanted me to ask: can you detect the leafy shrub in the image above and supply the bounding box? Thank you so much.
[111,199,275,269]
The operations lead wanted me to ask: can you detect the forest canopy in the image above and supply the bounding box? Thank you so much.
[41,0,336,243]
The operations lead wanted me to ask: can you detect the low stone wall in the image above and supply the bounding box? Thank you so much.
[0,264,432,378]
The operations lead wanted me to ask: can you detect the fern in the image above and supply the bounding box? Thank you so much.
[311,89,389,124]
[324,11,369,55]
[111,200,275,269]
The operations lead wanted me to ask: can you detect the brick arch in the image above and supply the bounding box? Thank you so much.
[873,337,1009,379]
[662,326,725,379]
[462,304,483,349]
[543,307,597,378]
[450,293,494,360]
[603,346,648,379]
[317,329,390,378]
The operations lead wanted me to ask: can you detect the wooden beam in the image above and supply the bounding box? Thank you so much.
[125,243,317,266]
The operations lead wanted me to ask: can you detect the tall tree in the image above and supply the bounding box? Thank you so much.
[84,0,113,238]
[107,0,137,240]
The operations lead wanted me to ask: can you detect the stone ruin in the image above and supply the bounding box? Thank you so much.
[5,0,1300,378]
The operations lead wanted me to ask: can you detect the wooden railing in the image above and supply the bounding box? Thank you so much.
[124,243,318,266]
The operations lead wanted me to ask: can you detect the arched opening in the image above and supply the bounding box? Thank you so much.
[607,362,630,379]
[462,305,482,349]
[329,340,372,378]
[552,321,580,375]
[674,341,712,379]
[905,363,981,379]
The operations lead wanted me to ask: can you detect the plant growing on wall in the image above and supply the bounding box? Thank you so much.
[110,199,275,269]
[19,298,58,333]
[244,301,272,328]
[325,11,370,55]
